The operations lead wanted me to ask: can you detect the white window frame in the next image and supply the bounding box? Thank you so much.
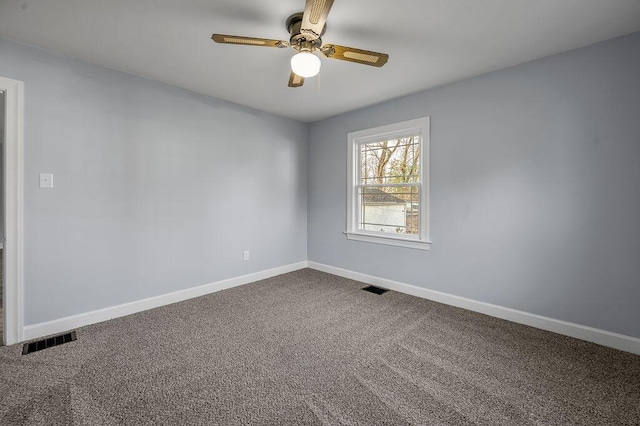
[345,117,431,250]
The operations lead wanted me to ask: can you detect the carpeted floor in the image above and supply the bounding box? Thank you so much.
[1,268,639,425]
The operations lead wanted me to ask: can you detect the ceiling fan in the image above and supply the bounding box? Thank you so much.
[212,0,389,88]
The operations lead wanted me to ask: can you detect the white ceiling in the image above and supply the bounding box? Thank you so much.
[1,0,640,122]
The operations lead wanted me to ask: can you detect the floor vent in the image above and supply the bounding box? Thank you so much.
[22,331,77,355]
[362,285,389,295]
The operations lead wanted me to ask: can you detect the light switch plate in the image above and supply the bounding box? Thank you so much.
[40,173,54,188]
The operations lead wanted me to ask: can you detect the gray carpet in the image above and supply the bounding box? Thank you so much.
[1,269,639,425]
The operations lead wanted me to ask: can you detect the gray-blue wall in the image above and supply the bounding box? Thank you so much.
[308,32,640,339]
[0,38,308,325]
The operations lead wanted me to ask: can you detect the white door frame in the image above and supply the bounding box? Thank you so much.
[1,76,25,346]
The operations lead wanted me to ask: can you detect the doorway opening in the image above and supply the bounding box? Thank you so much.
[0,90,4,345]
[0,76,25,346]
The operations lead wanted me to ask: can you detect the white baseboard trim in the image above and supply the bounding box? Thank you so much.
[307,261,640,355]
[22,261,308,342]
[21,260,640,355]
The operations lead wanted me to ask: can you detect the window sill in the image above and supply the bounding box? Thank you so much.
[344,232,431,250]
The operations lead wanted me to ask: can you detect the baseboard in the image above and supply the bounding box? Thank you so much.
[307,261,640,355]
[22,261,308,342]
[21,260,640,355]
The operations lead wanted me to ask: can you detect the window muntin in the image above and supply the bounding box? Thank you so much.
[346,117,430,250]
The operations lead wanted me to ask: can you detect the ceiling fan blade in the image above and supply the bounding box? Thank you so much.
[212,34,289,48]
[288,72,305,88]
[320,44,389,67]
[300,0,335,40]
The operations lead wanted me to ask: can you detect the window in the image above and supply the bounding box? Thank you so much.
[346,117,430,250]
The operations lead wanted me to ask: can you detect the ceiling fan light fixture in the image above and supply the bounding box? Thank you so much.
[291,51,321,78]
[211,0,389,88]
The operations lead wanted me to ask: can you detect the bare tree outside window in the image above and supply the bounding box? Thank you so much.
[358,136,420,235]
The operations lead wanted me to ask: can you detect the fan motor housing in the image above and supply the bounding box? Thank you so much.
[286,12,324,50]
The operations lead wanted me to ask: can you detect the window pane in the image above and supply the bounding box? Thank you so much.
[360,136,420,185]
[359,186,420,235]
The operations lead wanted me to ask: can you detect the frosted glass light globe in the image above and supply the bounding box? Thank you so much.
[291,51,321,78]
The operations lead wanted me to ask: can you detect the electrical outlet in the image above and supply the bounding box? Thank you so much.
[243,251,250,261]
